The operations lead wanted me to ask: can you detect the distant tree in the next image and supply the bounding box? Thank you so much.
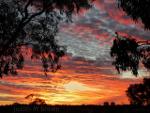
[12,102,20,105]
[103,102,109,106]
[110,32,150,76]
[117,0,150,29]
[126,78,150,105]
[0,0,93,77]
[30,98,46,105]
[25,94,46,105]
[110,102,116,106]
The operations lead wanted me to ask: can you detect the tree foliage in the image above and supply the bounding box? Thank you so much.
[117,0,150,29]
[126,78,150,105]
[0,0,93,77]
[110,32,150,76]
[115,0,150,75]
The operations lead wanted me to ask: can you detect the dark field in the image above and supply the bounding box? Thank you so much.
[0,104,150,113]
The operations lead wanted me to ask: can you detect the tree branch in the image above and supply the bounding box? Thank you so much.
[23,9,45,26]
[23,0,32,19]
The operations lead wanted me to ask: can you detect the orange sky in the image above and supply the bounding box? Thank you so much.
[0,0,149,105]
[0,54,146,105]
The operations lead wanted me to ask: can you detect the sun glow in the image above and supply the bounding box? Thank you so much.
[63,81,97,92]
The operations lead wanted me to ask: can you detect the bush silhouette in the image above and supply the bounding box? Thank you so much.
[126,78,150,105]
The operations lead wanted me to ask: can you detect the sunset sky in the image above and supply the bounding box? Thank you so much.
[0,0,150,105]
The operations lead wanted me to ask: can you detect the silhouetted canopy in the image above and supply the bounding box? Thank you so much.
[117,0,150,29]
[115,0,150,75]
[111,32,150,76]
[0,0,93,77]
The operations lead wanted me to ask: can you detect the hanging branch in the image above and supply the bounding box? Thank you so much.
[111,32,150,76]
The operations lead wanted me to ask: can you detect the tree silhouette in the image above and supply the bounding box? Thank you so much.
[126,78,150,105]
[110,32,150,76]
[117,0,150,29]
[25,94,46,105]
[1,0,149,78]
[0,0,93,77]
[29,98,46,105]
[114,0,150,75]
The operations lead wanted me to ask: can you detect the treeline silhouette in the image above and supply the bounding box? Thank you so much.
[0,104,150,113]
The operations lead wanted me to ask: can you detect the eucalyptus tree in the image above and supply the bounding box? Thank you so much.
[111,32,150,76]
[0,0,93,77]
[111,0,150,76]
[117,0,150,29]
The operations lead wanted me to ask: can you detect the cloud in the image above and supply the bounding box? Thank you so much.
[0,0,149,105]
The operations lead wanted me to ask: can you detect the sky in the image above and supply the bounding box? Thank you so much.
[0,0,150,105]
